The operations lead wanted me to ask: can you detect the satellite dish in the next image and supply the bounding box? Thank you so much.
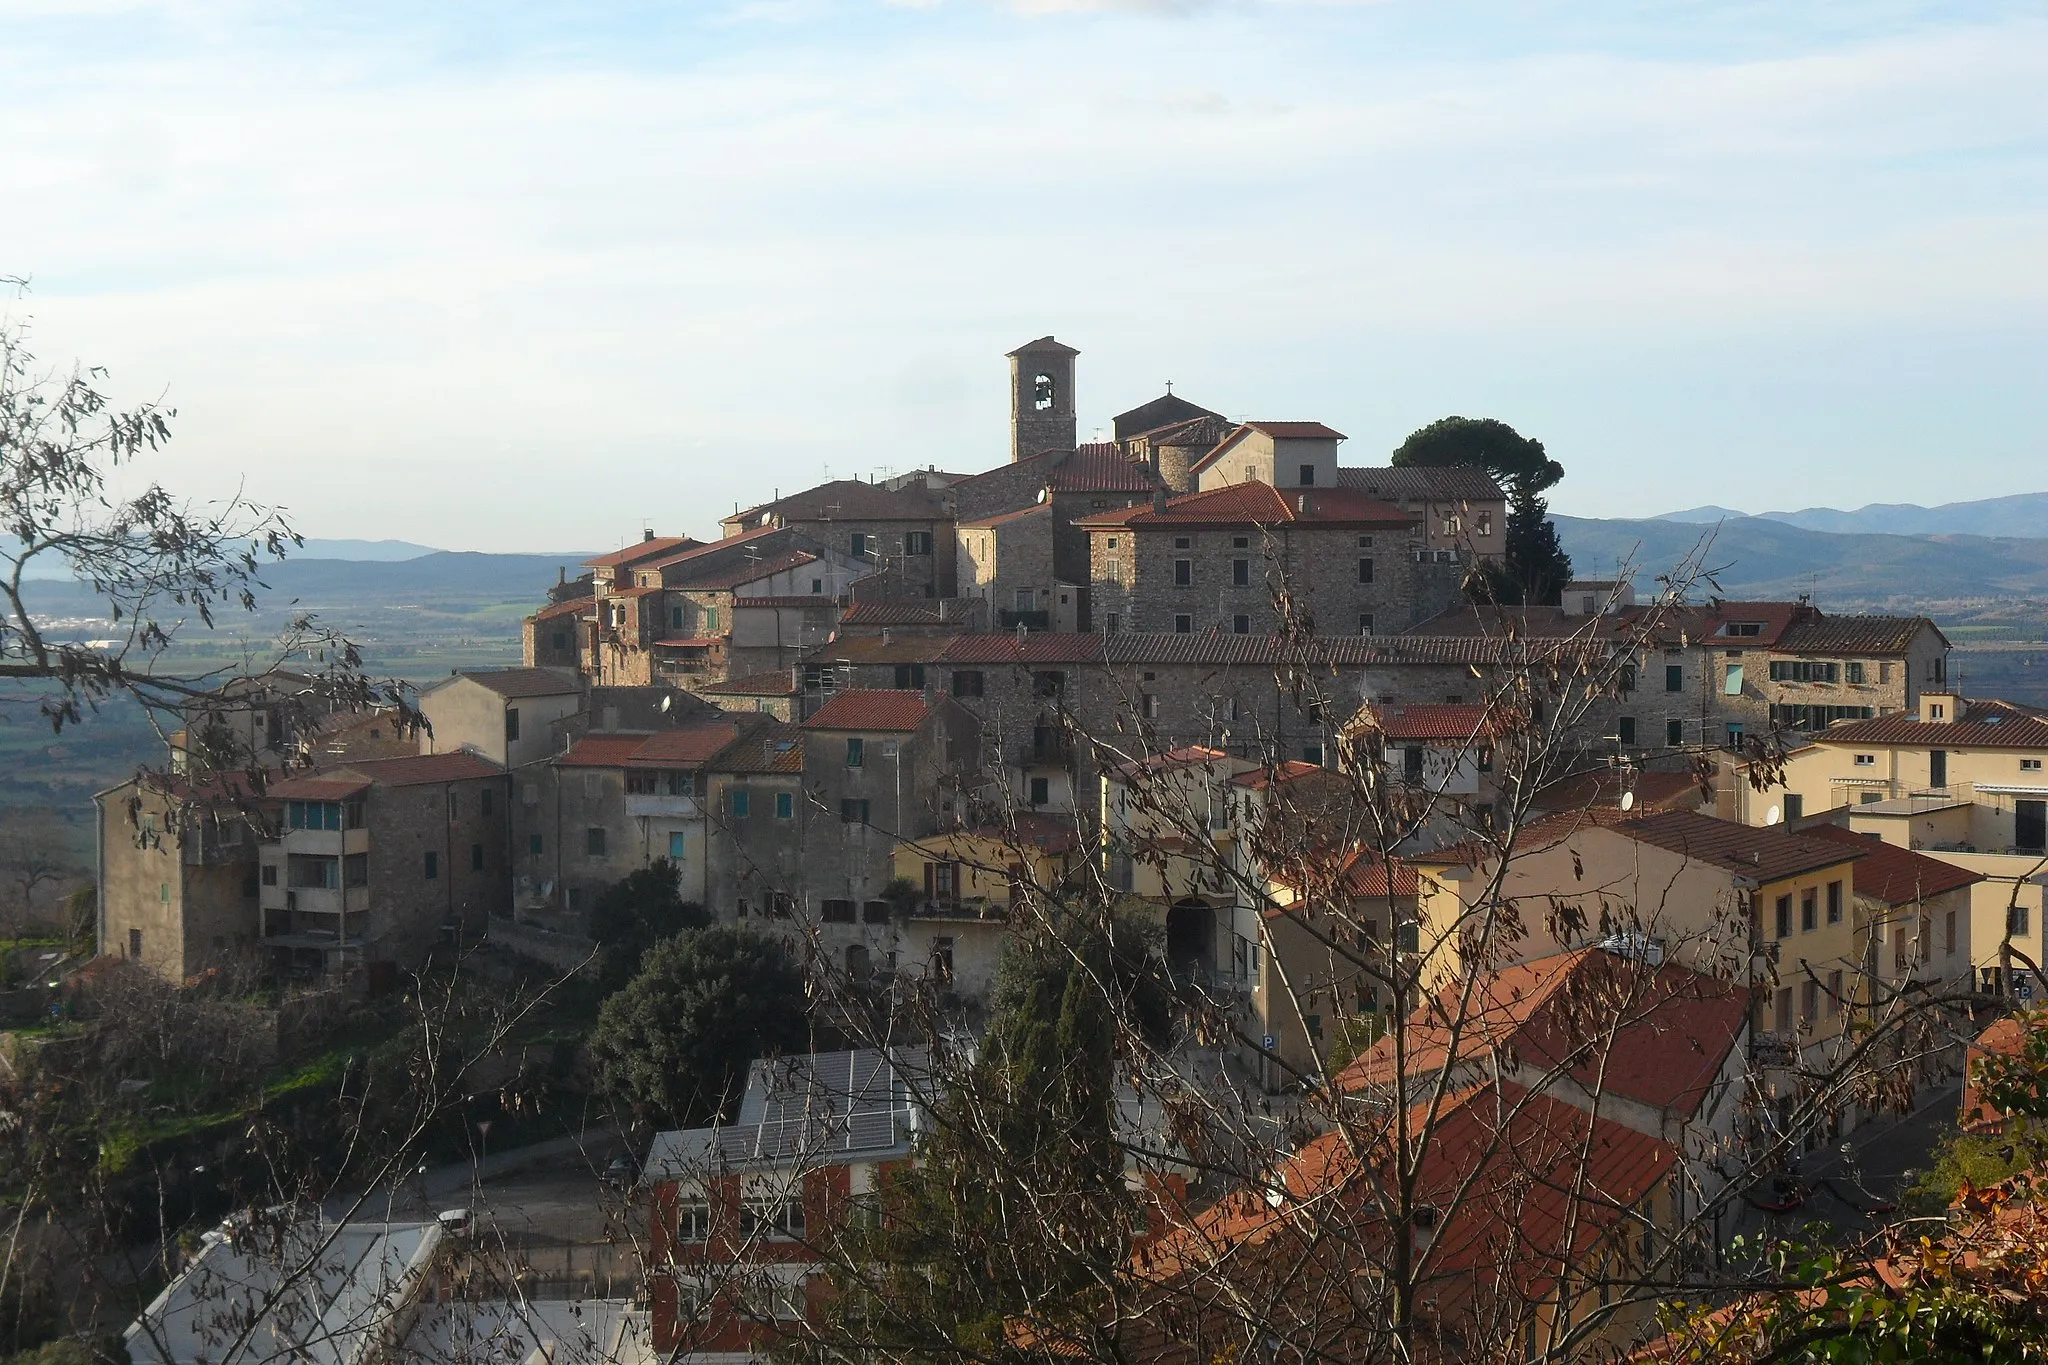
[660,695,673,713]
[1765,805,1783,826]
[1619,790,1636,812]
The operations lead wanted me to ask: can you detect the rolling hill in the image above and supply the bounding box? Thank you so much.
[1647,490,2048,539]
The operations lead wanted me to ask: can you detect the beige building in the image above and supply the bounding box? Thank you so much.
[418,668,584,770]
[1189,420,1347,493]
[97,776,266,982]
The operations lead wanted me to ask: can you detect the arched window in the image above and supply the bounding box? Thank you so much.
[1033,372,1056,411]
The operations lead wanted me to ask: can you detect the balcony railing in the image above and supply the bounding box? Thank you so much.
[625,793,700,818]
[911,897,1009,922]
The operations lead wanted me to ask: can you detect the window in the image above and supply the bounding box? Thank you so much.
[1930,703,1946,720]
[1724,663,1745,695]
[1723,621,1763,637]
[1618,716,1636,745]
[2010,903,2032,936]
[903,531,933,555]
[668,831,686,859]
[288,800,343,831]
[893,663,926,689]
[1298,464,1316,486]
[552,630,569,651]
[768,892,795,918]
[1029,777,1050,805]
[1302,742,1325,766]
[1173,536,1192,550]
[1357,558,1374,584]
[822,899,856,923]
[261,864,278,886]
[1666,719,1683,747]
[1775,895,1791,939]
[1103,613,1119,634]
[1801,888,1817,932]
[1174,559,1193,587]
[626,772,659,795]
[741,1194,807,1242]
[670,604,684,630]
[811,578,823,593]
[2024,759,2044,772]
[1476,511,1491,536]
[1402,746,1425,782]
[1768,660,1841,683]
[1854,753,1876,766]
[1846,661,1866,684]
[1233,614,1250,634]
[850,532,871,557]
[1232,558,1250,587]
[1033,369,1055,409]
[1801,978,1819,1024]
[704,605,719,633]
[730,789,751,818]
[675,1198,711,1244]
[1776,985,1794,1031]
[1826,969,1844,1017]
[863,899,891,924]
[1665,664,1684,692]
[1032,671,1065,697]
[425,850,441,879]
[481,789,494,816]
[471,842,484,871]
[1232,535,1249,549]
[932,937,955,981]
[1930,750,1948,787]
[1174,614,1193,634]
[841,799,870,824]
[776,792,794,820]
[289,854,338,889]
[1358,613,1375,635]
[129,929,142,957]
[846,737,865,768]
[1826,880,1842,924]
[1785,794,1804,819]
[505,707,521,742]
[1726,722,1745,742]
[529,833,544,855]
[1141,694,1160,719]
[1357,535,1374,549]
[951,669,984,697]
[1619,664,1638,692]
[1442,514,1460,536]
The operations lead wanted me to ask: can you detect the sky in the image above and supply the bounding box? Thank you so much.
[2,0,2043,553]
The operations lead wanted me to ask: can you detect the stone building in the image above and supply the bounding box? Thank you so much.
[256,753,512,983]
[1189,420,1347,492]
[1078,482,1466,639]
[720,481,955,600]
[96,776,267,982]
[955,502,1078,632]
[1338,465,1509,565]
[1007,335,1079,461]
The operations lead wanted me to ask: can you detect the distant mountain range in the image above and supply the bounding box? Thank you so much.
[1651,491,2048,539]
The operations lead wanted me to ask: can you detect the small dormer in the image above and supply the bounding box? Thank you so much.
[1920,692,1959,724]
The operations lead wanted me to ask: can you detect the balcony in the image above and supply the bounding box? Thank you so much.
[278,827,371,856]
[909,897,1009,922]
[999,609,1050,631]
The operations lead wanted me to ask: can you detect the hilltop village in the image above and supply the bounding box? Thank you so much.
[86,338,2048,1362]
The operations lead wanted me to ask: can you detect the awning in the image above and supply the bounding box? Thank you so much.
[1973,784,2048,796]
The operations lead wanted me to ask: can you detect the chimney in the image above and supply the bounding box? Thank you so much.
[882,627,892,645]
[1152,484,1168,514]
[642,528,656,542]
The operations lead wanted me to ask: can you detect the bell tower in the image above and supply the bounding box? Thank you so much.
[1007,336,1078,462]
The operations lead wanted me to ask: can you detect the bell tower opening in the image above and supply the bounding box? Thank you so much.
[1007,336,1078,462]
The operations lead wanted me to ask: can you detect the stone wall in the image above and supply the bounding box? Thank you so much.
[363,774,512,966]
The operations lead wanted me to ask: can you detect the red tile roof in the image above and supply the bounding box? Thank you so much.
[838,598,950,628]
[342,753,506,785]
[1616,809,1865,883]
[1104,746,1230,784]
[1245,420,1346,440]
[555,734,650,769]
[1961,1014,2036,1134]
[530,597,591,621]
[729,478,947,525]
[1777,614,1944,656]
[1810,698,2048,751]
[445,667,582,698]
[267,774,372,799]
[1227,759,1327,791]
[800,689,934,733]
[675,549,821,591]
[937,632,1104,665]
[1800,824,1985,905]
[733,595,838,609]
[1044,444,1158,494]
[1267,847,1418,900]
[960,502,1055,530]
[1338,465,1506,501]
[1356,703,1505,743]
[1073,482,1413,531]
[1336,946,1748,1116]
[584,536,697,569]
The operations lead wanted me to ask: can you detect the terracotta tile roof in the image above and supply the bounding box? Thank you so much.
[342,752,506,785]
[810,634,953,666]
[1227,759,1327,791]
[1245,420,1346,440]
[584,536,697,569]
[729,478,947,525]
[669,549,820,591]
[1777,614,1944,656]
[267,774,372,799]
[1614,809,1865,883]
[801,689,934,732]
[838,598,949,627]
[1073,482,1413,531]
[711,721,805,774]
[1338,465,1506,502]
[630,720,761,767]
[1809,698,2048,751]
[1531,768,1708,814]
[445,667,582,698]
[1356,702,1505,743]
[960,502,1055,530]
[556,734,651,768]
[1267,847,1418,900]
[1961,1015,2035,1134]
[734,595,838,609]
[700,669,800,697]
[531,597,591,621]
[1800,824,1985,905]
[1138,1080,1676,1316]
[1007,335,1078,358]
[1044,444,1158,494]
[937,632,1105,665]
[1104,746,1230,784]
[603,583,663,599]
[1335,946,1748,1116]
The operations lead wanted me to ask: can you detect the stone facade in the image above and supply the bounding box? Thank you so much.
[956,503,1076,631]
[1007,336,1078,461]
[96,781,262,982]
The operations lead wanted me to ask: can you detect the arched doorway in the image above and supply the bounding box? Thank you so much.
[1166,899,1217,985]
